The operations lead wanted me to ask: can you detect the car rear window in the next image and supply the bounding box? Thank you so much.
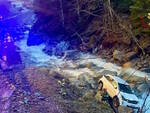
[118,83,133,94]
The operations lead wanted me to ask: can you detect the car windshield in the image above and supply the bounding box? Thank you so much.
[118,83,133,94]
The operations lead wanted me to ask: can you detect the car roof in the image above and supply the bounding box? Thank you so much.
[106,74,129,85]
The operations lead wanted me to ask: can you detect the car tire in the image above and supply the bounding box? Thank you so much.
[98,81,103,90]
[112,96,119,108]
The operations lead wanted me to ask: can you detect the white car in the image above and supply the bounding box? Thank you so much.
[98,74,140,109]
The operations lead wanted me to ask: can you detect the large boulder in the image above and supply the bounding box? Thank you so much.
[27,33,45,46]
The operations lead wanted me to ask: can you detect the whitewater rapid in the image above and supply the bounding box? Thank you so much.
[16,37,150,112]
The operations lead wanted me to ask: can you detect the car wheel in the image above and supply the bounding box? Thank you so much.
[112,96,119,108]
[98,81,103,90]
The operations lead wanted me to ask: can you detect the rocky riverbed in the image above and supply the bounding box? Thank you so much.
[14,38,150,113]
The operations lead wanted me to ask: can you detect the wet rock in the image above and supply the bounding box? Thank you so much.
[34,92,41,97]
[44,41,71,56]
[113,50,124,62]
[122,62,131,69]
[78,73,96,89]
[24,97,29,104]
[64,61,78,69]
[118,106,133,113]
[27,34,45,46]
[101,70,117,76]
[63,50,81,60]
[76,64,87,69]
[55,41,70,56]
[91,65,104,71]
[124,51,138,61]
[86,62,95,69]
[42,45,54,56]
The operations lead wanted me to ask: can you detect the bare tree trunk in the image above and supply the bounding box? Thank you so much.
[76,0,80,17]
[59,0,65,27]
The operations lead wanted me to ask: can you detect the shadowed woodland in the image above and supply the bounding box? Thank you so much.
[28,0,150,55]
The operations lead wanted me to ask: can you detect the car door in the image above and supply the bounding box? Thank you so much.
[104,76,118,97]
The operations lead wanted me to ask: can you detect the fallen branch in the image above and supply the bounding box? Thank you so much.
[72,32,87,46]
[80,10,102,17]
[76,0,80,17]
